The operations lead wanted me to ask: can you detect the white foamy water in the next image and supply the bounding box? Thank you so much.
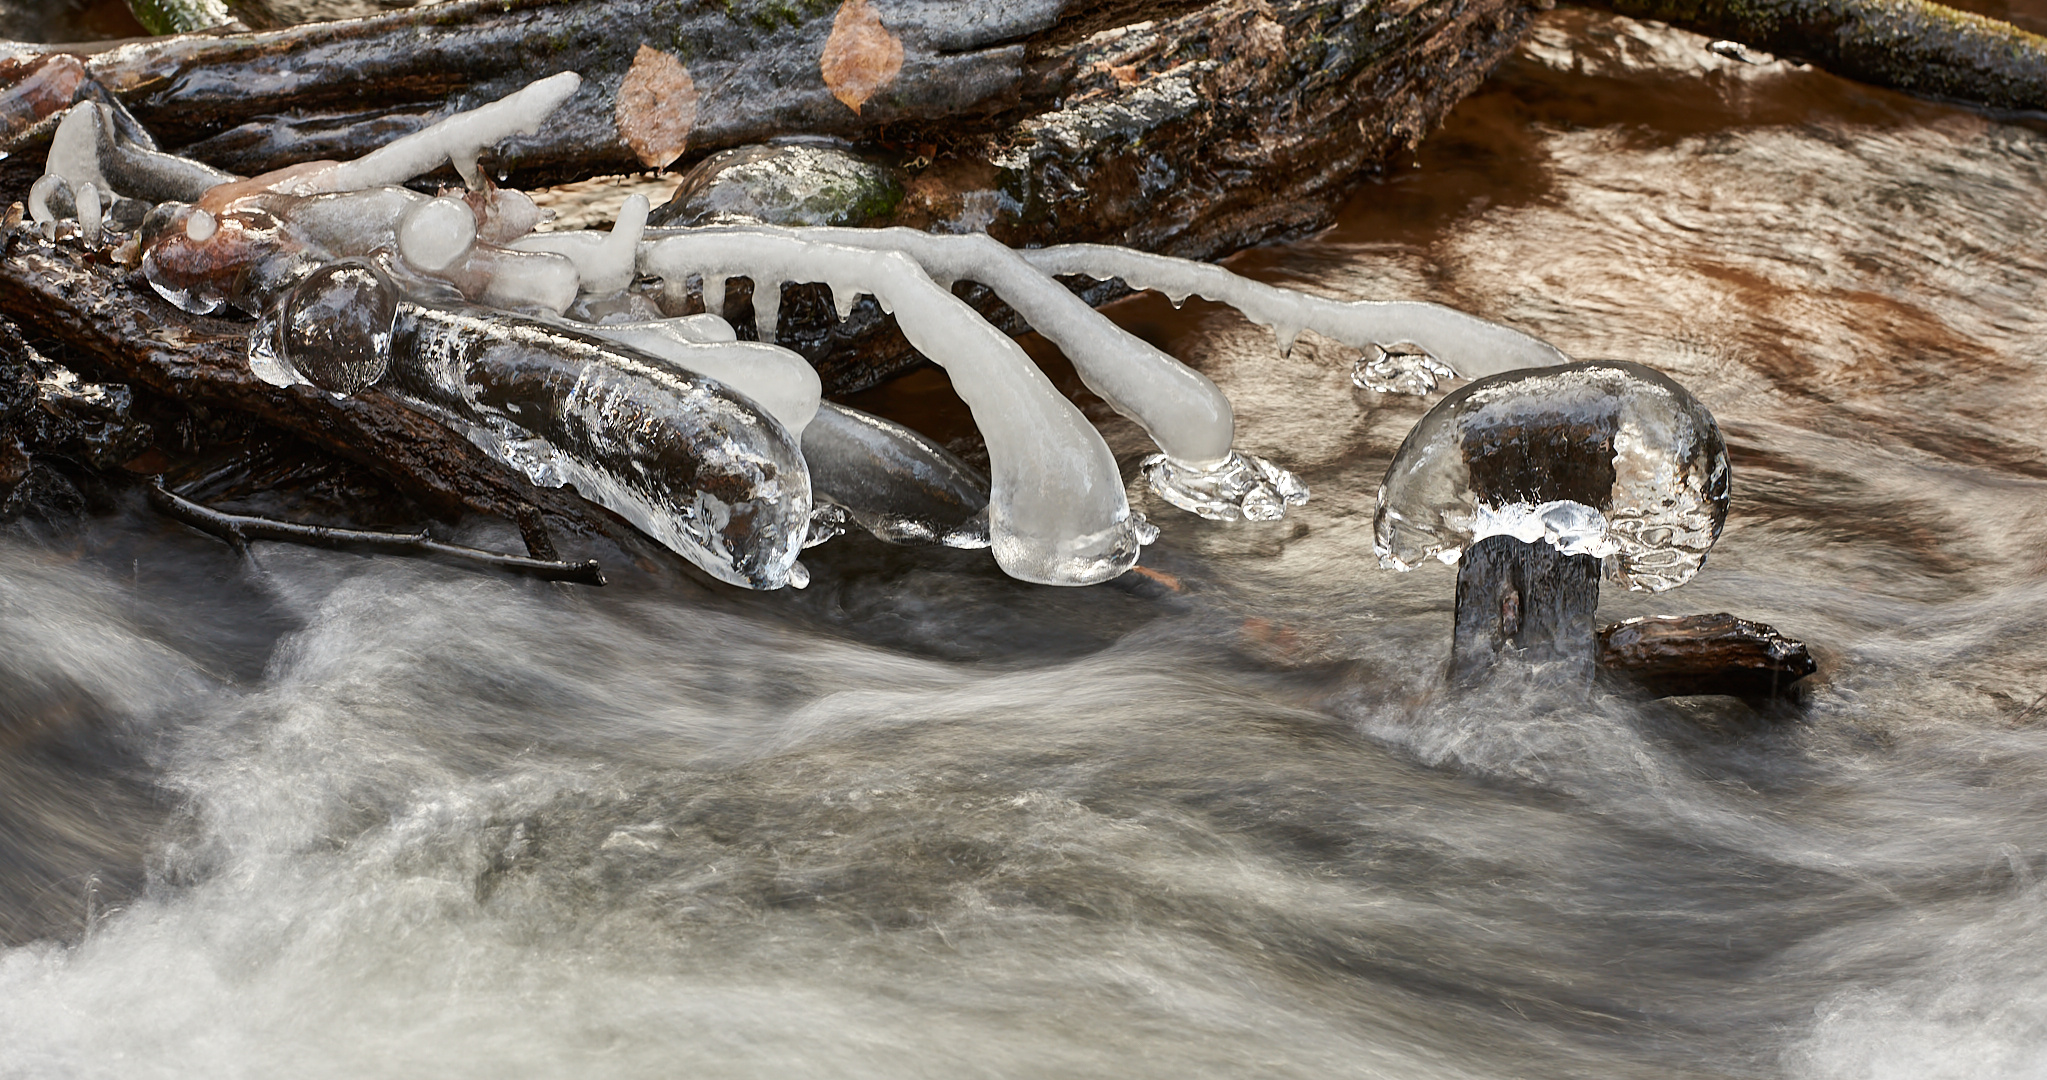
[6,10,2047,1077]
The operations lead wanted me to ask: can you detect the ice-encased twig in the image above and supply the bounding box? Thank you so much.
[47,102,236,205]
[639,232,1145,586]
[1018,244,1571,390]
[576,317,822,437]
[389,302,814,590]
[295,72,583,194]
[775,226,1308,522]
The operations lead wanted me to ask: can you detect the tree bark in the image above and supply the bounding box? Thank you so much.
[1574,0,2047,111]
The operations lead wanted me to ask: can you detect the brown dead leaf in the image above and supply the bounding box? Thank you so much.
[820,0,903,115]
[616,44,699,170]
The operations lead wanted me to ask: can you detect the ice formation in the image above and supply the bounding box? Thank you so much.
[29,72,1587,592]
[1017,245,1569,393]
[1374,361,1730,592]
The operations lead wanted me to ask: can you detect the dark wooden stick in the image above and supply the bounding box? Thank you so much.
[1451,535,1602,683]
[148,477,606,585]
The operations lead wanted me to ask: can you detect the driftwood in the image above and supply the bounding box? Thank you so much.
[1597,613,1816,700]
[1577,0,2047,111]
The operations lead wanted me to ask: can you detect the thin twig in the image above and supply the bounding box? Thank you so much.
[147,478,606,586]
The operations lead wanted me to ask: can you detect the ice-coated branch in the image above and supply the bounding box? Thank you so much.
[1018,244,1571,391]
[639,231,1146,586]
[389,302,814,590]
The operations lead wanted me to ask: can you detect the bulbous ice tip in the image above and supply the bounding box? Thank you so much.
[1373,360,1730,592]
[397,195,477,273]
[262,260,399,396]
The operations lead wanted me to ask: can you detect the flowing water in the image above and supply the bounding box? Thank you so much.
[6,10,2047,1077]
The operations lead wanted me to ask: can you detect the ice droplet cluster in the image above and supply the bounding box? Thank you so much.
[1374,361,1730,592]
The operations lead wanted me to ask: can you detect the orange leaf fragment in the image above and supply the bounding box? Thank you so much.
[820,0,903,116]
[616,44,700,170]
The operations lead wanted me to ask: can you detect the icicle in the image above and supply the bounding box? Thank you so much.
[1274,322,1300,357]
[74,182,101,247]
[295,72,583,194]
[753,280,781,340]
[832,284,859,320]
[509,193,648,296]
[702,275,726,316]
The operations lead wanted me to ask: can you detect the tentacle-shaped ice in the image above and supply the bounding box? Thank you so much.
[391,302,813,589]
[640,232,1145,585]
[774,226,1305,521]
[434,246,580,315]
[297,72,582,194]
[1018,244,1570,392]
[28,174,69,240]
[576,317,821,436]
[75,182,101,247]
[511,194,648,296]
[68,101,236,204]
[803,402,991,548]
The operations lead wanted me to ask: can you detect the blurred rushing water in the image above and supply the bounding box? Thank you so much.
[7,10,2047,1078]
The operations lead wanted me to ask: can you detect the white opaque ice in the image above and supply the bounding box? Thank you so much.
[1019,244,1570,384]
[397,195,477,272]
[779,227,1236,467]
[27,174,65,240]
[74,182,101,247]
[437,246,579,315]
[46,103,110,196]
[510,193,648,295]
[582,318,821,436]
[300,72,582,193]
[640,233,1144,585]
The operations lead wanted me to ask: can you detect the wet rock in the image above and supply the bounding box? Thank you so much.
[0,319,147,523]
[649,143,905,229]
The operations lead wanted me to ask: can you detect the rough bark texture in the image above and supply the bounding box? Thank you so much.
[1596,613,1817,700]
[1575,0,2047,110]
[1451,535,1603,683]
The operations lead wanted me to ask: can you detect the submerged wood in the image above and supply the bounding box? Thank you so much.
[1451,535,1602,683]
[1596,613,1816,700]
[1576,0,2047,110]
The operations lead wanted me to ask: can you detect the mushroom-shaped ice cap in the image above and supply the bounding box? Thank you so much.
[1374,360,1729,592]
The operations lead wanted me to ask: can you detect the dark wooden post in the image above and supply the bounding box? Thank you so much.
[1448,403,1618,684]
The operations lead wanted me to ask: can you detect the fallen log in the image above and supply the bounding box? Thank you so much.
[1574,0,2047,111]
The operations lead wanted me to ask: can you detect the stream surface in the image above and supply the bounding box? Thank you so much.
[5,10,2047,1078]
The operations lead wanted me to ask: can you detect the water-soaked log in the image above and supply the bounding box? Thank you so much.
[1596,613,1816,700]
[7,0,1538,259]
[1574,0,2047,111]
